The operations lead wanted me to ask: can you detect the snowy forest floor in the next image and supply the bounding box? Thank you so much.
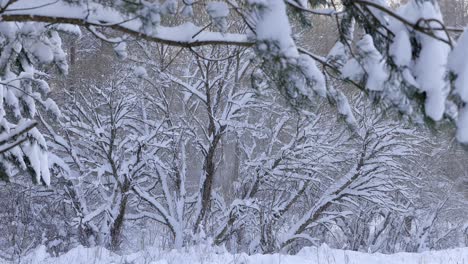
[4,244,468,264]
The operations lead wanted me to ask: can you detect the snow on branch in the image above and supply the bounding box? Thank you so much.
[2,0,253,48]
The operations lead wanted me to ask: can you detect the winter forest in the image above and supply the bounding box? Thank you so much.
[1,0,468,263]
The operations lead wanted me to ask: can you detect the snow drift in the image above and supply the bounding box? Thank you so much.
[5,244,468,264]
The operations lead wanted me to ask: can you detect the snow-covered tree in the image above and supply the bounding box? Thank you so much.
[40,64,157,250]
[212,108,347,253]
[0,0,466,258]
[0,0,465,149]
[0,18,78,184]
[128,44,259,247]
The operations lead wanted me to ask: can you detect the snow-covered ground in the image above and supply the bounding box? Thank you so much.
[4,244,468,264]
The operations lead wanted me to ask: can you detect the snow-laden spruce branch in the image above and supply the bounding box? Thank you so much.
[1,0,253,48]
[352,0,463,33]
[0,120,37,154]
[1,0,468,186]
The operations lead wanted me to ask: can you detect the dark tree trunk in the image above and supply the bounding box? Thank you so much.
[109,180,130,251]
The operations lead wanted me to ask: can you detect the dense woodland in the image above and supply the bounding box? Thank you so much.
[0,0,467,261]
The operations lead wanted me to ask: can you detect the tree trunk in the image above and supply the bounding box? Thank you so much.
[109,180,130,251]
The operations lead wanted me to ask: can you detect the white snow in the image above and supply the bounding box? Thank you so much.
[5,0,251,46]
[456,105,468,143]
[181,0,194,16]
[342,58,364,81]
[356,35,388,92]
[327,41,347,66]
[43,98,61,117]
[206,2,229,31]
[113,41,128,60]
[252,0,298,58]
[134,66,148,79]
[297,54,326,98]
[11,244,468,264]
[161,0,178,15]
[206,2,229,18]
[29,42,54,64]
[448,27,468,143]
[390,30,412,67]
[449,27,468,102]
[392,0,450,121]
